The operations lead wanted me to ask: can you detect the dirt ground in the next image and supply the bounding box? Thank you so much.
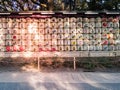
[0,64,120,73]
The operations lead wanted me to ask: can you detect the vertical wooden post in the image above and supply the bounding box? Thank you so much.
[38,57,40,71]
[73,57,76,70]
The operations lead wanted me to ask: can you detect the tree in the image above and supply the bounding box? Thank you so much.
[103,0,120,10]
[87,0,103,10]
[0,0,119,12]
[0,0,48,11]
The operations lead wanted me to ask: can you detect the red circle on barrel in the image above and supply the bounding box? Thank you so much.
[51,48,56,52]
[103,41,108,45]
[6,46,11,52]
[39,48,43,52]
[103,22,107,27]
[13,36,16,39]
[19,46,24,52]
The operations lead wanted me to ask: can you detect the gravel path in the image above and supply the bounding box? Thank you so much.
[0,72,120,90]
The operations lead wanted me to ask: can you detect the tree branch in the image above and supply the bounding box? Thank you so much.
[15,0,24,11]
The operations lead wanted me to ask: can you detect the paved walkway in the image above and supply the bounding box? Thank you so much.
[0,72,120,90]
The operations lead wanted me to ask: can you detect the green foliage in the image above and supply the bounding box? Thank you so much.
[83,62,96,70]
[0,0,119,11]
[0,57,120,72]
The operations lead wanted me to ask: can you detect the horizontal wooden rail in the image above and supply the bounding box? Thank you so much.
[0,51,119,57]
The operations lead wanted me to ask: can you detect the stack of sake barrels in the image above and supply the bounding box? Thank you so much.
[0,16,119,52]
[56,17,120,51]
